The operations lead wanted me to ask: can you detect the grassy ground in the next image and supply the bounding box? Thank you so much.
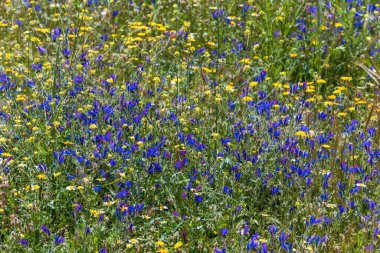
[1,0,380,252]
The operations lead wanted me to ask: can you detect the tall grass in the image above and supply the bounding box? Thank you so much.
[0,0,380,252]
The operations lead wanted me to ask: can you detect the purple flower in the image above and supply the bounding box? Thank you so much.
[41,224,50,236]
[37,46,46,55]
[15,20,23,27]
[212,9,225,19]
[223,185,233,195]
[62,48,71,56]
[274,29,280,38]
[221,228,229,236]
[306,6,318,17]
[52,28,61,40]
[73,202,82,213]
[85,226,91,236]
[268,225,278,236]
[55,235,65,245]
[99,248,107,253]
[19,238,29,245]
[74,75,84,84]
[195,195,203,203]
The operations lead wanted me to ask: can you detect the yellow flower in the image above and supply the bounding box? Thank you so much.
[226,83,235,92]
[207,41,216,47]
[355,100,366,105]
[31,184,40,191]
[2,152,12,157]
[289,53,298,58]
[90,209,104,218]
[295,131,307,138]
[316,79,326,84]
[35,28,50,33]
[16,94,27,102]
[242,96,253,102]
[340,76,352,81]
[173,241,183,249]
[350,155,358,160]
[211,133,220,139]
[333,89,342,94]
[104,201,115,206]
[89,124,97,130]
[37,174,47,180]
[83,177,90,184]
[155,241,165,247]
[90,209,98,217]
[334,23,343,28]
[240,58,251,64]
[66,185,76,191]
[249,81,258,87]
[53,172,61,177]
[130,238,138,244]
[338,86,347,91]
[202,67,212,74]
[321,144,330,149]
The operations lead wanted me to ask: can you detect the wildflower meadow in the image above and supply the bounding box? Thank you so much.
[1,0,380,252]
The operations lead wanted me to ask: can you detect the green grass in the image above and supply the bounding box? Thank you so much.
[0,0,380,252]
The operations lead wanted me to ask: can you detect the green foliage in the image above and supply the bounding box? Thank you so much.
[0,0,380,252]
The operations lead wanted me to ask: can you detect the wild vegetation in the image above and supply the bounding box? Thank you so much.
[1,0,380,252]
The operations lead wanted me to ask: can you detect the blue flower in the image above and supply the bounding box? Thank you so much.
[55,235,65,245]
[195,195,203,203]
[41,225,50,236]
[221,228,229,236]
